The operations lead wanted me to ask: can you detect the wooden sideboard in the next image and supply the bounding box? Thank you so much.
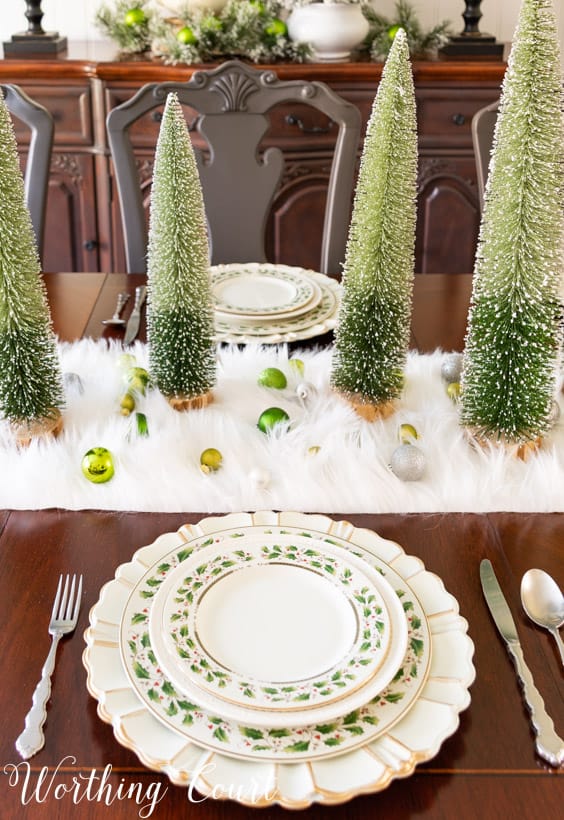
[0,43,505,274]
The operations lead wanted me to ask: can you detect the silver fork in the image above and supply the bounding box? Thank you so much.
[15,574,83,759]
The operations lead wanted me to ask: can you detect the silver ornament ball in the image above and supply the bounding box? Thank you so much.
[390,444,426,481]
[63,371,84,395]
[441,353,463,384]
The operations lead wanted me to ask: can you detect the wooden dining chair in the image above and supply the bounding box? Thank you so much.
[1,84,54,256]
[471,99,499,212]
[106,60,362,276]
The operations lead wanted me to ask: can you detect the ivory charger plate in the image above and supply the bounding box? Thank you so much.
[84,511,475,808]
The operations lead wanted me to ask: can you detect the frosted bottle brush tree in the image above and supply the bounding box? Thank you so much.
[331,28,417,420]
[147,92,216,411]
[0,89,64,443]
[460,0,564,449]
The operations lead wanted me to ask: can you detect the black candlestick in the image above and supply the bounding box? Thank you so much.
[3,1,68,57]
[441,1,504,59]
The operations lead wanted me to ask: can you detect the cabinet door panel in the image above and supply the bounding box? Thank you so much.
[43,154,99,273]
[416,157,480,274]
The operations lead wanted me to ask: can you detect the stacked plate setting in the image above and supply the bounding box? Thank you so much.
[211,263,341,344]
[84,512,475,808]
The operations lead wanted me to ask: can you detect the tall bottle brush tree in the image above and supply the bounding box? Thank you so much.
[147,92,216,410]
[461,0,564,448]
[330,28,418,420]
[0,90,64,443]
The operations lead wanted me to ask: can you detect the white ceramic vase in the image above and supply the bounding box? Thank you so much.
[287,3,369,62]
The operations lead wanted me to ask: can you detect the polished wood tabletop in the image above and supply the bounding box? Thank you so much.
[44,271,474,352]
[1,272,561,818]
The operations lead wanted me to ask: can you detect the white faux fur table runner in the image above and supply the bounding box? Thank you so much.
[1,339,564,513]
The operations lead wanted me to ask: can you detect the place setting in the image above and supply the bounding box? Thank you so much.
[211,263,341,345]
[83,510,476,807]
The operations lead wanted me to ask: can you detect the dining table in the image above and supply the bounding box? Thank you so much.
[0,272,562,819]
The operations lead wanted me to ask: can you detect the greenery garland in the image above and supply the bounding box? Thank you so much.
[96,0,310,63]
[95,0,451,63]
[363,1,452,61]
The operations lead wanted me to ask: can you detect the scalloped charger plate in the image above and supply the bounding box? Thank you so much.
[83,511,475,808]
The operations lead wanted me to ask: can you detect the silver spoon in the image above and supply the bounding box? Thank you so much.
[521,569,564,667]
[102,292,130,326]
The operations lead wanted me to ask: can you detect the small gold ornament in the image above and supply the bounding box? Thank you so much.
[398,423,419,444]
[200,447,223,473]
[446,382,461,402]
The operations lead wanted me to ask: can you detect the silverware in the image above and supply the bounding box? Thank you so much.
[15,574,83,760]
[480,559,563,767]
[521,568,564,667]
[124,285,147,345]
[101,292,130,326]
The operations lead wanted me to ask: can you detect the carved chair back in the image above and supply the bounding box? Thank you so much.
[471,99,499,212]
[1,84,54,257]
[107,60,361,275]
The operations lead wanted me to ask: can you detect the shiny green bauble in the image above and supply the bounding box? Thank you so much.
[177,26,197,45]
[82,447,115,484]
[258,367,287,389]
[265,18,287,37]
[387,24,400,40]
[200,447,223,473]
[126,366,150,395]
[124,8,146,27]
[257,406,290,433]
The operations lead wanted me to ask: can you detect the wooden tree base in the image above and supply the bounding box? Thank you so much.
[466,429,542,462]
[167,392,213,412]
[334,390,397,422]
[11,409,63,447]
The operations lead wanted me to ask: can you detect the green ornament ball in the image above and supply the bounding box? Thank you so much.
[265,18,287,37]
[200,447,223,473]
[249,0,266,12]
[135,412,149,437]
[82,447,115,484]
[177,26,197,45]
[390,444,425,482]
[124,8,147,27]
[257,406,290,433]
[258,367,287,389]
[387,24,400,41]
[126,366,150,394]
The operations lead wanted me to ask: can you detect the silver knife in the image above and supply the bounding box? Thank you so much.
[124,285,147,345]
[480,559,563,767]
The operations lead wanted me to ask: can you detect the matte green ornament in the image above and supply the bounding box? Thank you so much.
[258,367,287,389]
[82,447,115,483]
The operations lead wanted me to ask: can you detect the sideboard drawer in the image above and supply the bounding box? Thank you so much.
[417,88,499,148]
[9,83,93,146]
